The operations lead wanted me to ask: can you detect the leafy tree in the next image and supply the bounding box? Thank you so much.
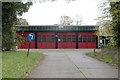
[110,1,120,47]
[97,0,112,36]
[97,0,120,47]
[2,2,32,51]
[16,18,29,25]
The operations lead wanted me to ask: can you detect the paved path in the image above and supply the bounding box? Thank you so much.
[19,49,118,78]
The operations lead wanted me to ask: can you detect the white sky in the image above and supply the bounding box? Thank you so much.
[22,0,101,25]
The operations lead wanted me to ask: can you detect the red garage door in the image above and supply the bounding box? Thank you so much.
[78,32,96,48]
[17,32,35,49]
[58,32,76,48]
[37,32,56,48]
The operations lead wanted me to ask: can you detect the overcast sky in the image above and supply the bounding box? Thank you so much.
[22,0,101,25]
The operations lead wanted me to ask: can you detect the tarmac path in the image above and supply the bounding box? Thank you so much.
[19,49,118,78]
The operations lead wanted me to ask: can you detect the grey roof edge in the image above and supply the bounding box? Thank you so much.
[15,25,98,27]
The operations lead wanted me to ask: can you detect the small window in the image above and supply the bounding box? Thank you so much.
[41,26,44,30]
[79,27,81,30]
[42,35,46,42]
[86,26,88,30]
[58,35,62,42]
[83,35,86,42]
[67,35,71,42]
[72,35,76,42]
[58,35,61,39]
[53,27,55,30]
[92,35,96,42]
[43,27,45,30]
[37,27,39,30]
[21,35,26,42]
[88,35,91,42]
[37,35,41,42]
[63,35,66,42]
[78,36,82,42]
[88,27,90,30]
[52,35,55,42]
[38,27,40,30]
[81,27,83,30]
[47,35,51,42]
[91,26,93,30]
[84,26,86,30]
[49,27,50,30]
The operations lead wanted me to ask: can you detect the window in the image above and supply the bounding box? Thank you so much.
[52,35,55,42]
[63,35,66,42]
[38,27,41,30]
[81,27,83,30]
[72,35,76,42]
[47,35,51,42]
[86,26,88,30]
[84,26,86,30]
[58,35,61,39]
[79,27,82,30]
[78,35,82,42]
[53,27,55,30]
[58,35,62,42]
[88,35,91,42]
[42,35,46,42]
[92,35,96,42]
[91,26,93,30]
[90,26,92,30]
[21,35,26,42]
[83,35,86,42]
[43,27,45,30]
[41,27,44,30]
[37,35,41,42]
[88,27,90,30]
[67,35,71,42]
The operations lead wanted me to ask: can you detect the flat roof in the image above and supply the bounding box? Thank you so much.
[16,25,98,32]
[16,25,98,27]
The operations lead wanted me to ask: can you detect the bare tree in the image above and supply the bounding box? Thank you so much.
[59,15,73,25]
[74,15,83,25]
[59,15,83,26]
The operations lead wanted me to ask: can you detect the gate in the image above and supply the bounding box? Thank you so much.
[58,32,76,48]
[78,32,96,48]
[37,32,56,48]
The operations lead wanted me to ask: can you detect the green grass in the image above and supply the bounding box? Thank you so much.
[86,51,119,65]
[2,51,44,78]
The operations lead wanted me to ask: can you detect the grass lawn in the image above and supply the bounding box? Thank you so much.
[2,51,44,78]
[86,51,119,65]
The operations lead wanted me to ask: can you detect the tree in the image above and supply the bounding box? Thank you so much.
[16,18,29,25]
[59,15,73,25]
[97,0,120,47]
[96,0,113,36]
[73,15,83,25]
[110,1,120,47]
[2,2,32,51]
